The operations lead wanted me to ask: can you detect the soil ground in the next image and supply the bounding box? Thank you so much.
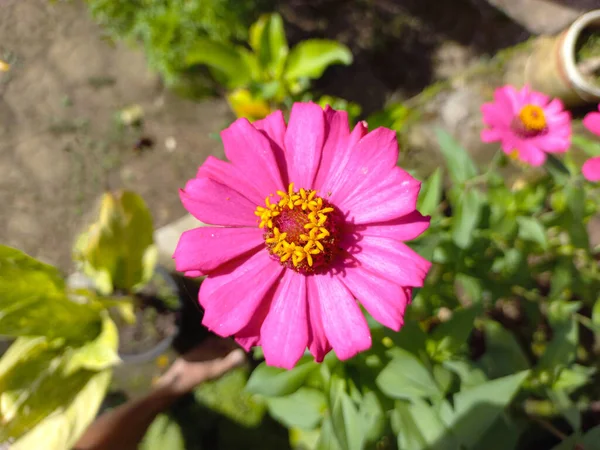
[0,0,232,271]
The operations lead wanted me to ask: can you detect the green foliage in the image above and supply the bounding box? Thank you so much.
[84,4,355,120]
[74,190,157,295]
[84,0,269,85]
[140,414,185,450]
[247,130,600,449]
[0,247,118,448]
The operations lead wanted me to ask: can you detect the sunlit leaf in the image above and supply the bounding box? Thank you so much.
[418,168,443,217]
[516,216,548,249]
[451,189,484,249]
[249,13,289,78]
[139,413,185,450]
[246,357,317,397]
[0,246,99,340]
[376,348,441,400]
[284,40,352,81]
[435,128,478,184]
[447,371,530,449]
[185,39,252,88]
[74,191,157,295]
[266,387,326,430]
[9,370,110,450]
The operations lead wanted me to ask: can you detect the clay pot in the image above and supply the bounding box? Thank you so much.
[526,9,600,106]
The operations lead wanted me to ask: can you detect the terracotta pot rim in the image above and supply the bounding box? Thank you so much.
[561,9,600,100]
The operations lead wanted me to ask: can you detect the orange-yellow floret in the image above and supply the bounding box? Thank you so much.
[255,183,338,269]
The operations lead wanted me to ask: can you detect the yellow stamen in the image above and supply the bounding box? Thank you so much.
[254,182,338,270]
[518,104,546,132]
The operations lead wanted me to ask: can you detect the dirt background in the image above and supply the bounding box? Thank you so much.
[0,0,546,272]
[0,0,234,270]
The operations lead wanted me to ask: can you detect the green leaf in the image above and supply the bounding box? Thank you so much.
[64,315,120,375]
[74,191,157,295]
[448,371,530,449]
[392,399,458,450]
[417,168,443,217]
[550,424,600,450]
[572,134,600,157]
[284,39,352,81]
[376,348,441,400]
[435,128,478,184]
[545,154,571,184]
[471,416,522,450]
[0,338,110,444]
[8,370,111,450]
[516,216,548,249]
[427,306,480,361]
[246,357,317,397]
[330,389,364,450]
[249,13,289,78]
[359,391,386,444]
[316,416,342,450]
[185,39,252,88]
[565,183,589,248]
[0,246,100,340]
[537,316,578,373]
[593,298,600,329]
[443,360,488,389]
[266,387,326,430]
[553,364,595,393]
[195,368,265,428]
[139,414,185,450]
[451,189,484,249]
[478,320,530,379]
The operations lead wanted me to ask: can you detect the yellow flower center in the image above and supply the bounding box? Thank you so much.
[518,104,546,133]
[254,183,342,274]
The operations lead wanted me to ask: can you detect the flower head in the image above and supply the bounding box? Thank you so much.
[481,85,571,166]
[582,105,600,182]
[174,103,431,369]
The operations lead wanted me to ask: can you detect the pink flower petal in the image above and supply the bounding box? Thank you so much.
[221,117,285,197]
[313,273,371,360]
[173,227,264,275]
[306,277,331,362]
[481,128,502,143]
[313,107,350,190]
[345,236,431,287]
[285,102,326,189]
[254,110,287,151]
[351,211,430,241]
[517,142,547,167]
[261,270,308,369]
[197,156,264,205]
[584,111,600,137]
[583,156,600,182]
[481,103,511,128]
[253,110,289,184]
[341,266,410,331]
[180,177,257,227]
[494,85,519,114]
[327,127,398,206]
[200,251,283,335]
[338,166,422,225]
[235,291,274,351]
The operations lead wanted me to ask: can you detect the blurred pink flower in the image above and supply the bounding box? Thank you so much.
[174,103,431,369]
[582,105,600,182]
[481,85,571,166]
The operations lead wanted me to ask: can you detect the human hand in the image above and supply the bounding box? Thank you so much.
[156,337,246,396]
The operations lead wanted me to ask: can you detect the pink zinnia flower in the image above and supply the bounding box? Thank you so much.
[582,105,600,182]
[481,85,571,166]
[173,103,431,369]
